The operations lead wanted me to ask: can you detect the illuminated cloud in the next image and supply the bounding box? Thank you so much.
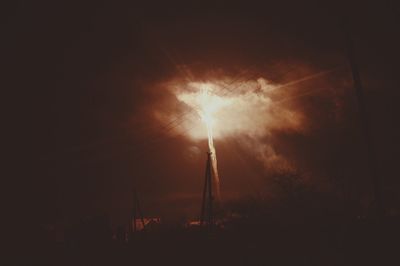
[155,75,306,171]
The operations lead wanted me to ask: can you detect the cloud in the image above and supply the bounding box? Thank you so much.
[155,73,307,172]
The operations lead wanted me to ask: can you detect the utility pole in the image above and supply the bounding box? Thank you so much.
[200,152,214,229]
[130,189,146,234]
[343,22,383,218]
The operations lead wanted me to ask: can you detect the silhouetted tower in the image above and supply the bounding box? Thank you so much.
[200,152,214,228]
[129,189,146,234]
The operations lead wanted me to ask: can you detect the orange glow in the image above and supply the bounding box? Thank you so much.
[158,75,305,173]
[173,79,303,142]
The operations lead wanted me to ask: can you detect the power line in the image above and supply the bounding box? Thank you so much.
[118,65,346,159]
[57,65,346,166]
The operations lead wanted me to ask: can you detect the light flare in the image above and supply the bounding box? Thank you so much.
[161,76,305,189]
[178,84,229,201]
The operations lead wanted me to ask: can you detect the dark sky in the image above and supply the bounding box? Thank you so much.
[5,1,400,226]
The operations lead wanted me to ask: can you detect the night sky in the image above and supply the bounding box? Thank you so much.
[5,1,400,227]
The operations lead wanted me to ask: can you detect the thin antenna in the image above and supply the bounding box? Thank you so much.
[200,152,214,229]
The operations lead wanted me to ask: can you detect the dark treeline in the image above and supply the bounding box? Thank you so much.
[15,173,400,266]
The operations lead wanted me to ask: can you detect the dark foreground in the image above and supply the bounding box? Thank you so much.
[13,214,400,266]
